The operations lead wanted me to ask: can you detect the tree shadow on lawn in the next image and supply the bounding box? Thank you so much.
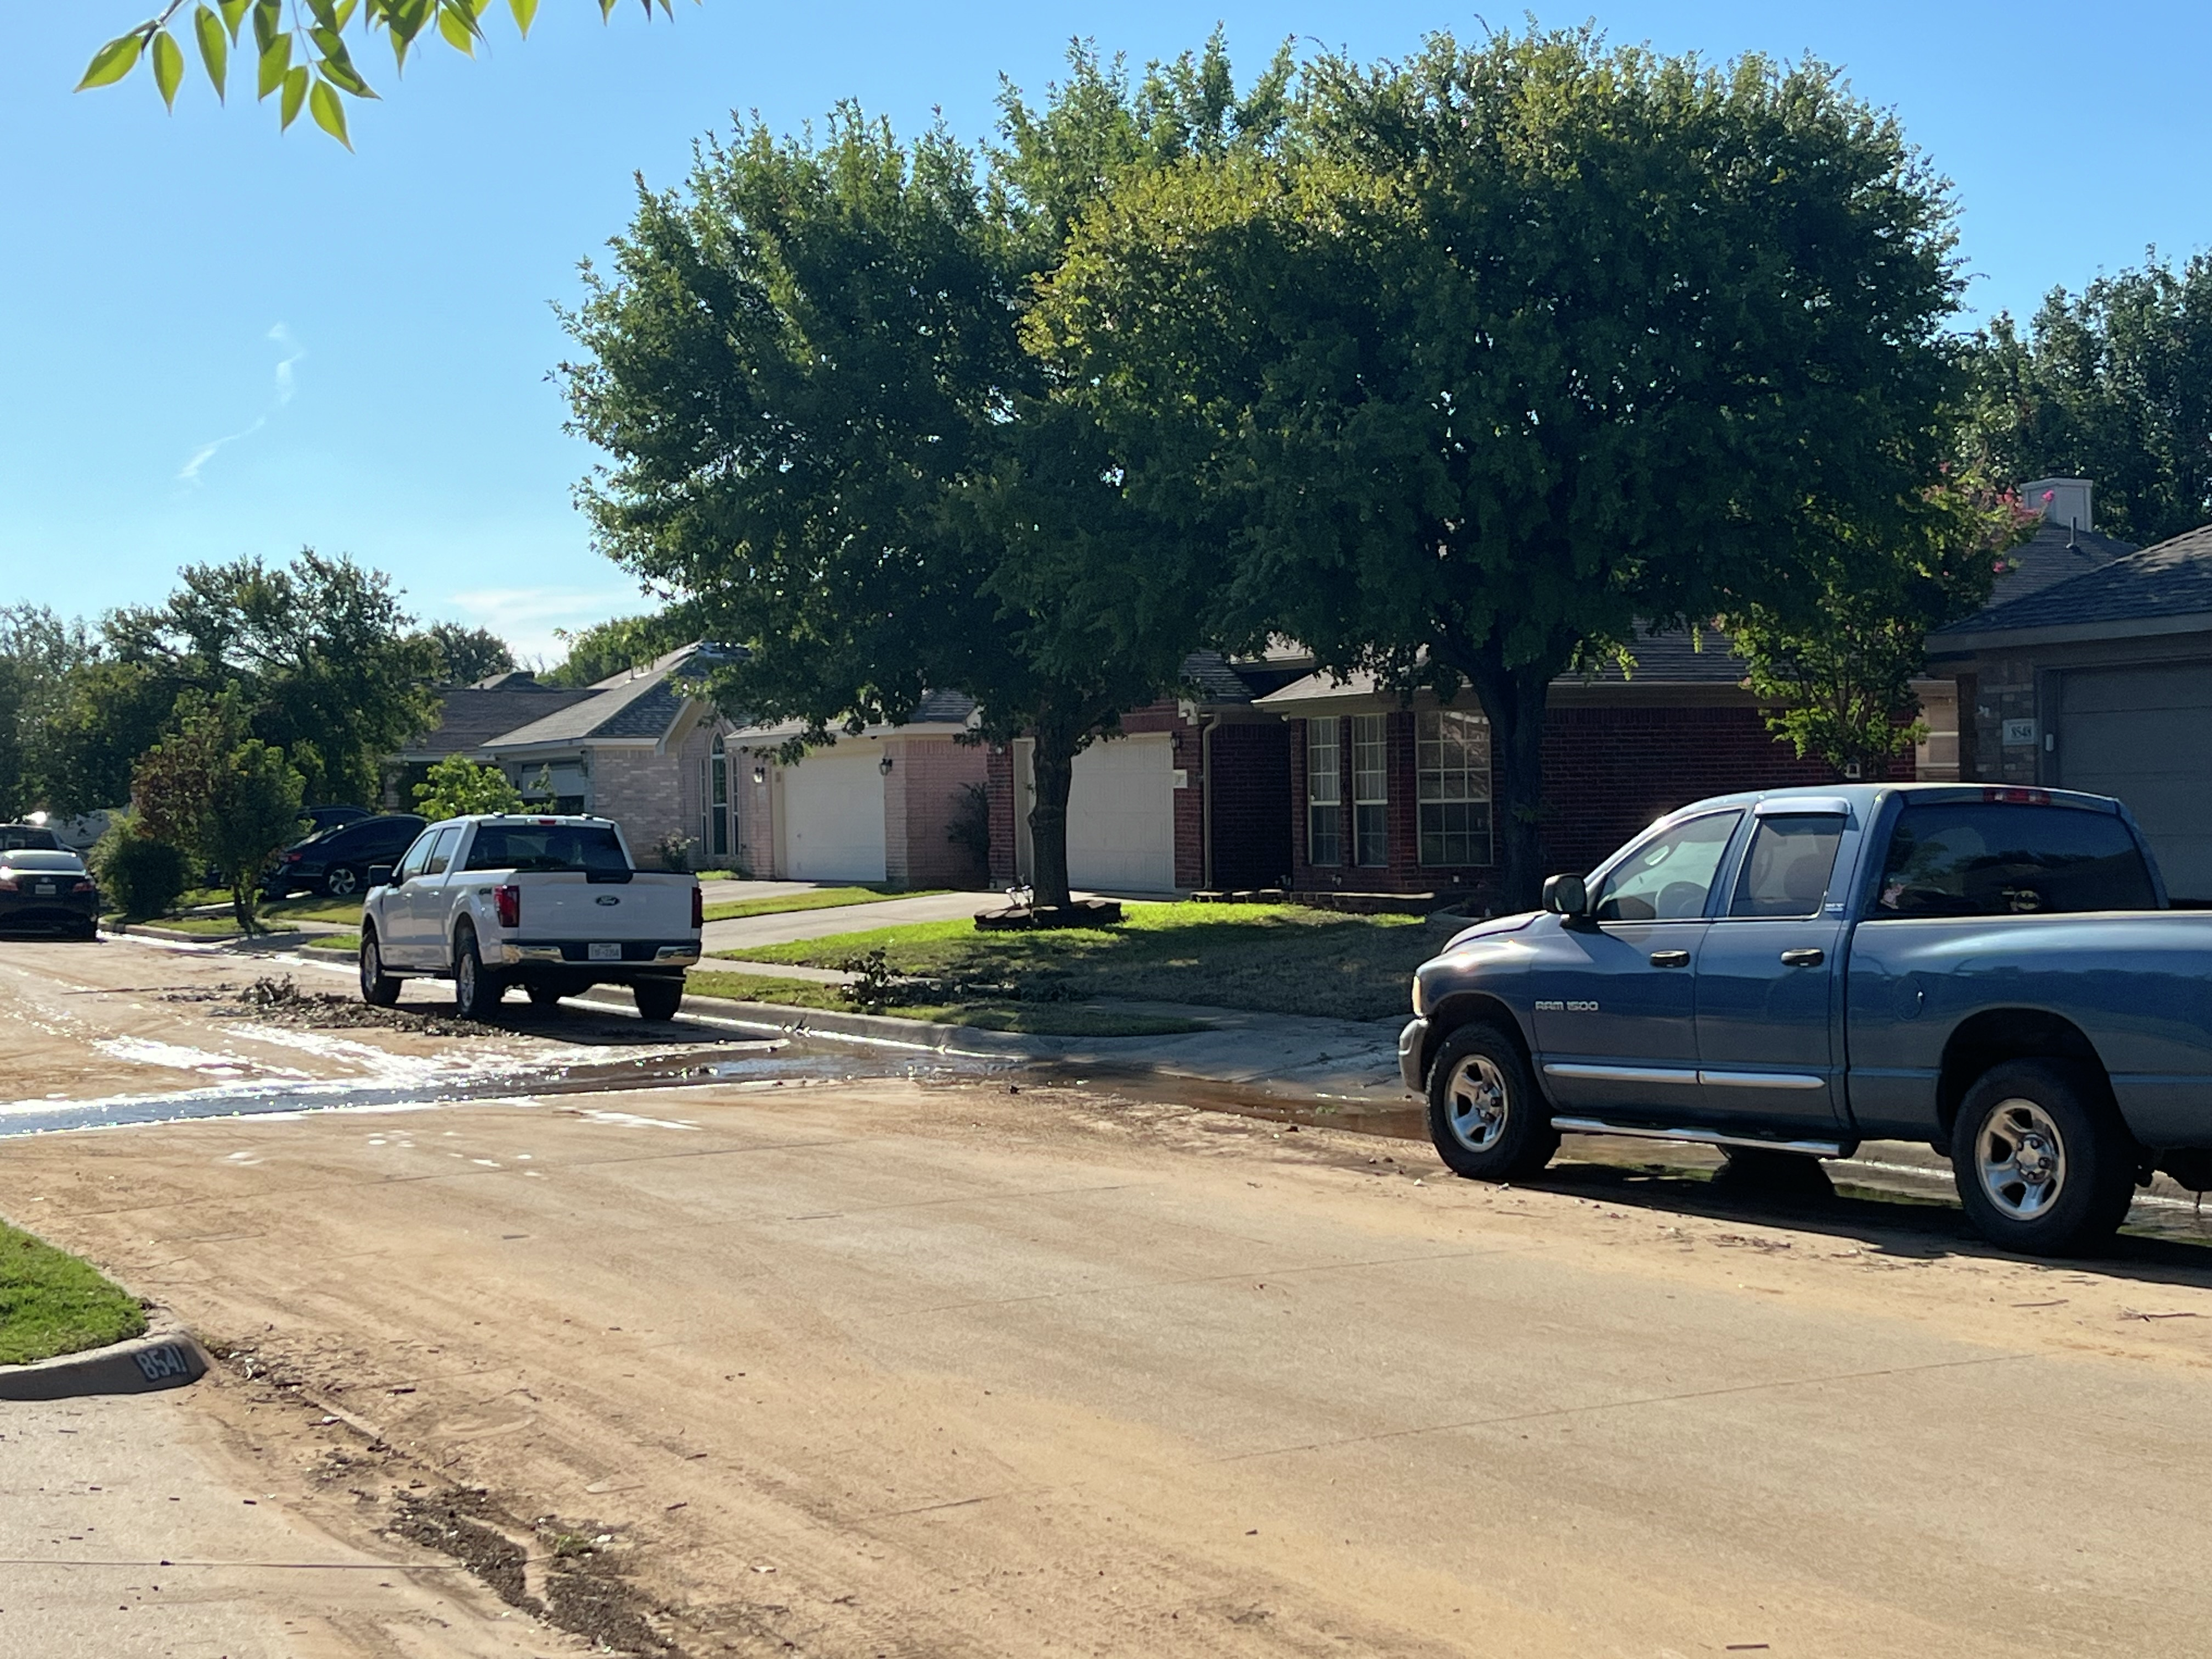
[750,902,1466,1021]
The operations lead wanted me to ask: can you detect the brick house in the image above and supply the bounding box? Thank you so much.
[1923,477,2212,900]
[396,648,740,869]
[1255,630,1846,906]
[721,692,991,886]
[983,651,1302,895]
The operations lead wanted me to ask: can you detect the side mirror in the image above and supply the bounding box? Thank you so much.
[1543,873,1589,918]
[367,865,395,891]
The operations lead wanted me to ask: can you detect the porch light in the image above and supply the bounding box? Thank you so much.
[752,765,766,785]
[879,754,894,775]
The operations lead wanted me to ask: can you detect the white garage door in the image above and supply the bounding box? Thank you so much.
[781,752,886,883]
[1067,735,1177,893]
[2060,665,2212,902]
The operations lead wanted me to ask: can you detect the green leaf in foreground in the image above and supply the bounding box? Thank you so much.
[509,0,540,34]
[258,31,291,98]
[194,5,229,98]
[309,76,351,146]
[0,1220,147,1368]
[280,64,309,128]
[76,33,144,91]
[152,28,185,109]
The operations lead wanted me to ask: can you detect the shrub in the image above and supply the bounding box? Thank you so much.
[93,822,188,920]
[413,753,524,820]
[653,830,696,872]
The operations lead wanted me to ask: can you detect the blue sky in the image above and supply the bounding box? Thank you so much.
[6,2,2208,659]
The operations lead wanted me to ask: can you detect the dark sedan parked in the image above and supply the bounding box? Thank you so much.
[0,849,99,937]
[263,813,426,900]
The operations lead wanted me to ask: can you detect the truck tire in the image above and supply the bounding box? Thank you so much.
[1426,1022,1557,1182]
[452,925,503,1021]
[359,926,401,1008]
[1952,1060,2136,1256]
[632,977,683,1022]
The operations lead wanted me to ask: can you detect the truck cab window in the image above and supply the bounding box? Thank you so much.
[1730,815,1845,918]
[1874,804,2158,917]
[1592,812,1741,922]
[394,834,436,884]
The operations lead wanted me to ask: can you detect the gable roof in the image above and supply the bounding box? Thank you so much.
[402,685,599,758]
[1934,520,2212,643]
[484,670,691,749]
[1978,517,2137,608]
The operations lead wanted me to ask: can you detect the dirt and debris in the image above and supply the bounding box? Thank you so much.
[164,973,508,1036]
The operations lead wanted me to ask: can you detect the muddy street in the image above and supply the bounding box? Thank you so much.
[7,933,2212,1656]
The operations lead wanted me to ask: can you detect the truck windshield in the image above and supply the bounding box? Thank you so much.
[463,824,630,875]
[1873,804,2158,916]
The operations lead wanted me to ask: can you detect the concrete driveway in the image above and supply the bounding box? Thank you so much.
[702,888,1006,954]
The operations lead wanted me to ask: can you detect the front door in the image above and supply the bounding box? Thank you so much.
[1531,810,1741,1116]
[393,826,461,966]
[1694,810,1850,1131]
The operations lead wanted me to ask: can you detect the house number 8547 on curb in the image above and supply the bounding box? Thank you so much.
[133,1344,194,1381]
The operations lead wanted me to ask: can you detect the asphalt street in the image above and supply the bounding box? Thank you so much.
[4,932,2212,1657]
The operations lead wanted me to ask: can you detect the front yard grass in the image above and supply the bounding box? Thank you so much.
[0,1220,147,1365]
[726,901,1456,1021]
[684,969,1211,1037]
[700,885,948,924]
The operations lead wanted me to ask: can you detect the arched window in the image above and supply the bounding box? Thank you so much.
[708,733,729,858]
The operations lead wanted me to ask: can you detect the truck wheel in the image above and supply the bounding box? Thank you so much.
[452,925,503,1021]
[359,926,401,1008]
[632,978,684,1022]
[1427,1022,1557,1182]
[1952,1060,2136,1256]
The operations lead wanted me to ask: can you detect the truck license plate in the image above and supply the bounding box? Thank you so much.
[588,942,621,961]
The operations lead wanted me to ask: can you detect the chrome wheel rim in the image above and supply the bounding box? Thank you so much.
[456,948,477,1008]
[359,937,380,995]
[327,867,358,896]
[1443,1053,1512,1154]
[1976,1098,2068,1221]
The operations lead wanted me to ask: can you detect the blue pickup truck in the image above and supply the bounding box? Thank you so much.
[1400,783,2212,1255]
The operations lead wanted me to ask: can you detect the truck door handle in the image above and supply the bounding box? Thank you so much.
[1780,948,1825,967]
[1648,950,1691,968]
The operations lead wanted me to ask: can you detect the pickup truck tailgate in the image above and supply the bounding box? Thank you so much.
[513,874,694,941]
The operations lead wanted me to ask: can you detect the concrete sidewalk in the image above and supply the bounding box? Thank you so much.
[701,889,1005,953]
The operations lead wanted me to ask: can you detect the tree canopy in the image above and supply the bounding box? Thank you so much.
[421,621,517,685]
[77,0,690,148]
[562,41,1286,906]
[1040,27,1971,904]
[1964,253,2212,546]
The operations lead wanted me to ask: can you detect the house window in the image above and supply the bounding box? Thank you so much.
[709,736,729,859]
[1352,714,1388,868]
[1416,709,1492,866]
[1306,717,1342,866]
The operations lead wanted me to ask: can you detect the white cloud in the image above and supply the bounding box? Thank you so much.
[176,325,306,487]
[444,586,642,664]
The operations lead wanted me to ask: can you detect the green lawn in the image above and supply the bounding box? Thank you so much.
[0,1221,147,1365]
[700,885,948,924]
[263,895,367,926]
[685,969,1212,1037]
[723,901,1453,1021]
[310,932,361,954]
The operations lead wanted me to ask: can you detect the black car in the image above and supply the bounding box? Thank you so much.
[300,804,374,836]
[264,814,426,899]
[0,849,99,938]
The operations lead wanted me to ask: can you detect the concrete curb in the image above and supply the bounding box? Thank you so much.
[102,921,311,947]
[0,1321,208,1401]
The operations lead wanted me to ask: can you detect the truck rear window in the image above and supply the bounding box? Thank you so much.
[1873,804,2158,917]
[463,824,630,875]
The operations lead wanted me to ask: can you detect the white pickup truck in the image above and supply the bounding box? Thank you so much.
[357,815,702,1021]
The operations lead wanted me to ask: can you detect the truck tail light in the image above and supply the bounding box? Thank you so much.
[690,882,703,930]
[494,884,521,928]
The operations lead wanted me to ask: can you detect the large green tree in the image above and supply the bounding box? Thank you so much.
[107,550,441,806]
[133,693,306,932]
[0,607,98,820]
[420,621,516,685]
[1964,253,2212,546]
[1041,28,1966,906]
[562,43,1286,907]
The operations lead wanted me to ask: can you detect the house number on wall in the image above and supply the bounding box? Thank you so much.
[2001,718,2038,748]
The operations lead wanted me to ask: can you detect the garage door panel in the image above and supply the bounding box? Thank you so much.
[782,755,886,883]
[2060,666,2212,902]
[1066,737,1176,893]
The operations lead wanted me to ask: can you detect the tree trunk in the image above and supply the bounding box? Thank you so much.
[1027,720,1081,911]
[231,877,258,938]
[1465,655,1557,915]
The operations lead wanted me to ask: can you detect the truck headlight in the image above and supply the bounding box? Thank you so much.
[1411,976,1427,1018]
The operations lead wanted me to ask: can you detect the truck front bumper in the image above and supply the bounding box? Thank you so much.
[1398,1017,1430,1096]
